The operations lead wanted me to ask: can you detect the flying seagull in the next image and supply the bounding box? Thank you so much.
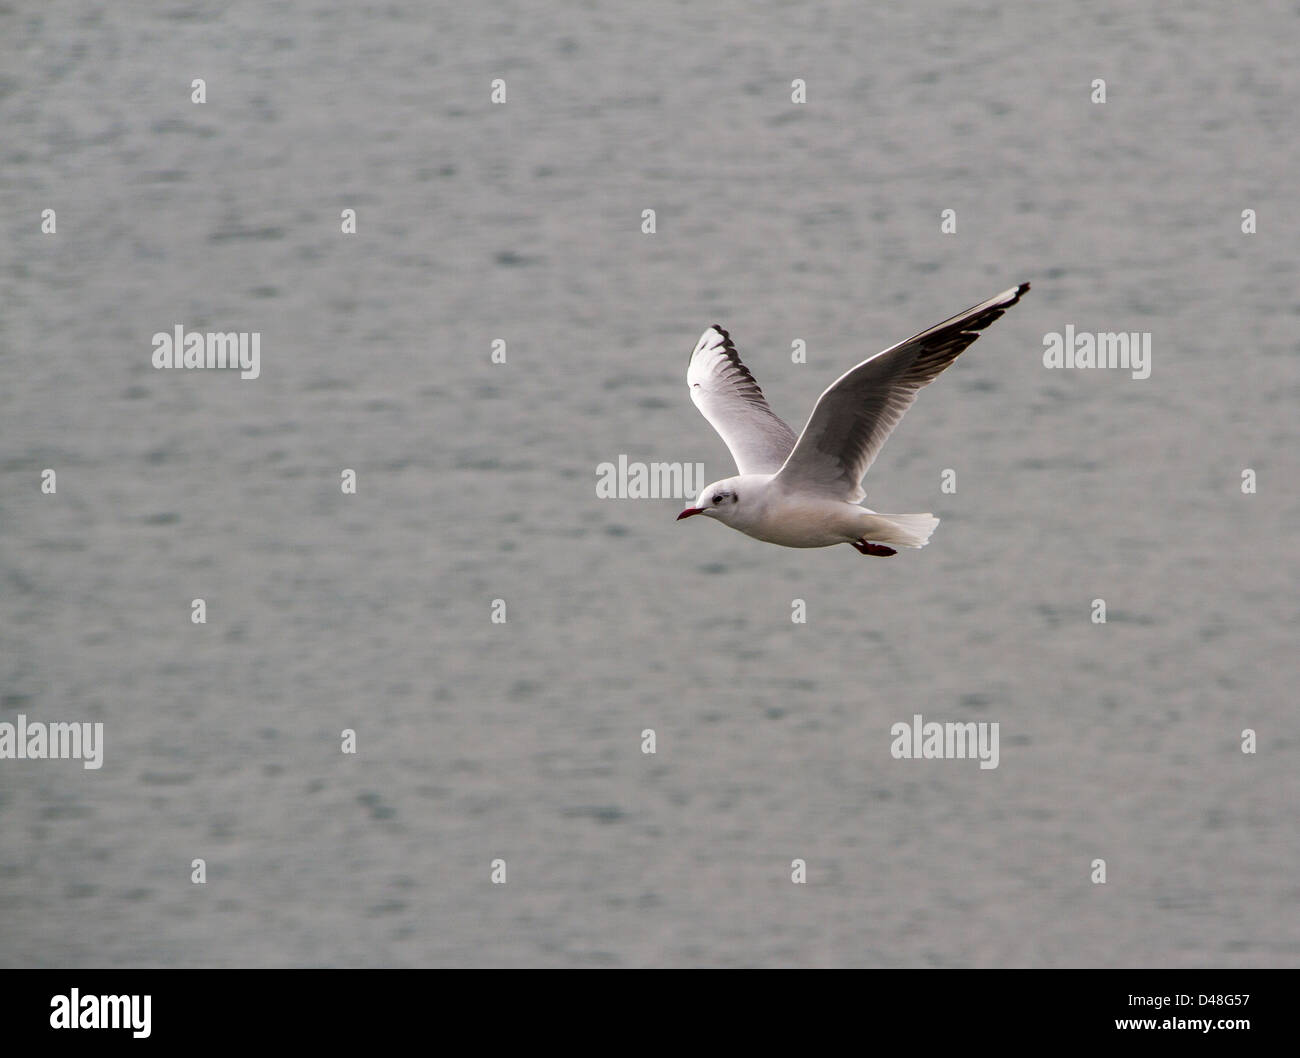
[677,283,1030,556]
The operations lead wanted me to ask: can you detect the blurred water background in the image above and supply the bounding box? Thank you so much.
[1,1,1297,966]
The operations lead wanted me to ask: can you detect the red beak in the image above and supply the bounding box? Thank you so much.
[676,507,704,520]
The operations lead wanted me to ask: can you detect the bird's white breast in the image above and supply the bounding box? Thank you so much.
[731,480,863,548]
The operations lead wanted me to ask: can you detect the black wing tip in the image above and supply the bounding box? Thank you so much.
[692,323,770,401]
[689,324,735,366]
[977,282,1028,322]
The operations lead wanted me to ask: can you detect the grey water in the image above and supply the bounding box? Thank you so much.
[1,1,1297,967]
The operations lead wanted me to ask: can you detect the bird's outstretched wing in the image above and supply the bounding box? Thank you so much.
[774,283,1030,502]
[687,325,797,475]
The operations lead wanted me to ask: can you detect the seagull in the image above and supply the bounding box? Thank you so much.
[676,283,1030,556]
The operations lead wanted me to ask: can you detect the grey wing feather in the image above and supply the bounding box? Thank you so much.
[687,325,797,475]
[774,283,1030,502]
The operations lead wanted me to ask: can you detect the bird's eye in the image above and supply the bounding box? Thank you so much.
[712,494,723,505]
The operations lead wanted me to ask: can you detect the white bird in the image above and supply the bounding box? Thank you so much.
[677,283,1030,556]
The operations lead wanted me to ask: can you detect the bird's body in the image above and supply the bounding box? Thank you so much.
[688,472,931,550]
[677,283,1030,555]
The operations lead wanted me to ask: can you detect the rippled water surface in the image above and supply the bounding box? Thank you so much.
[1,2,1297,966]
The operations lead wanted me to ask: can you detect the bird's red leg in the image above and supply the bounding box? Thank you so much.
[852,538,896,557]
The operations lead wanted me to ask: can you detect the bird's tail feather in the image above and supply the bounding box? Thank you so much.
[858,512,940,549]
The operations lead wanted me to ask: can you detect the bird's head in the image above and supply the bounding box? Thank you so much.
[677,478,742,524]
